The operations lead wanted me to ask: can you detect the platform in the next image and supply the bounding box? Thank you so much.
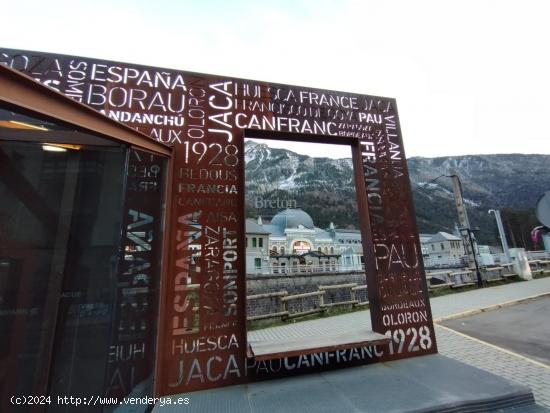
[152,354,548,413]
[247,328,390,361]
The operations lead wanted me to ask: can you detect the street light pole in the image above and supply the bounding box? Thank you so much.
[469,230,484,287]
[460,227,484,287]
[450,171,479,269]
[488,209,511,263]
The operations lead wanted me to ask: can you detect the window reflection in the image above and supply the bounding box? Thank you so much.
[0,107,166,413]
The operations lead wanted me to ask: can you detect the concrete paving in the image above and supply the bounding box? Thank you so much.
[442,297,550,365]
[434,279,550,409]
[436,324,550,409]
[152,277,550,411]
[153,354,540,413]
[430,277,550,321]
[248,277,550,408]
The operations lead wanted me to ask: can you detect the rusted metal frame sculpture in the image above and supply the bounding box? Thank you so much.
[0,49,437,397]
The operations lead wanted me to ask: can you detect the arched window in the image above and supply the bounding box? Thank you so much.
[280,246,285,255]
[330,247,334,254]
[318,247,322,252]
[272,245,278,254]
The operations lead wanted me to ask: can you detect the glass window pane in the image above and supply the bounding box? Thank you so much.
[0,135,126,410]
[0,106,167,413]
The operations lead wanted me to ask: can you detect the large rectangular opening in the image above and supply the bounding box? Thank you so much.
[243,131,389,361]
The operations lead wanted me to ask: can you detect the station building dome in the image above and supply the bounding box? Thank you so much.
[271,208,314,230]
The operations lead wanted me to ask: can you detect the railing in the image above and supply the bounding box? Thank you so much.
[281,290,327,319]
[319,283,359,308]
[247,291,289,321]
[248,263,365,275]
[247,259,550,320]
[526,250,550,260]
[425,261,543,291]
[246,283,368,322]
[424,251,550,269]
[528,259,550,276]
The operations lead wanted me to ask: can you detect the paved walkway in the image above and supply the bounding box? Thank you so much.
[249,277,550,408]
[249,277,550,340]
[430,277,550,321]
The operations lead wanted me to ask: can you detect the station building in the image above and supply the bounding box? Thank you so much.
[245,208,364,274]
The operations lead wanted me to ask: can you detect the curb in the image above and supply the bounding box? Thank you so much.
[433,292,550,323]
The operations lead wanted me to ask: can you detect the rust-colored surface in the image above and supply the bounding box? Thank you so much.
[107,149,168,398]
[0,63,171,156]
[1,48,437,396]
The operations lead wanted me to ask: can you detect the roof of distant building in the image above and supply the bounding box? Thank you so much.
[247,208,361,241]
[419,233,435,243]
[271,208,315,230]
[333,228,361,234]
[245,219,270,234]
[261,223,285,237]
[314,227,332,239]
[428,232,461,242]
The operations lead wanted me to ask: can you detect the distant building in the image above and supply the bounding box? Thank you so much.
[245,218,271,273]
[246,212,487,272]
[419,234,434,259]
[245,208,364,274]
[328,227,364,271]
[421,231,465,267]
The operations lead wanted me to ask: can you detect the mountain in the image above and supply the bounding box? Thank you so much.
[244,141,550,248]
[245,141,358,229]
[409,155,550,210]
[408,155,550,247]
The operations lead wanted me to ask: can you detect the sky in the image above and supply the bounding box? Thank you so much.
[2,0,549,159]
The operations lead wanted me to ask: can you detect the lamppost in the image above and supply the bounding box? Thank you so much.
[459,227,484,287]
[488,209,511,263]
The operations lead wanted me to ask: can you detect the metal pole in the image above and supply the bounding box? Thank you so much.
[450,170,477,269]
[469,229,483,287]
[460,227,483,287]
[488,209,511,263]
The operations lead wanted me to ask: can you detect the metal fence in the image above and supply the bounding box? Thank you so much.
[248,263,365,275]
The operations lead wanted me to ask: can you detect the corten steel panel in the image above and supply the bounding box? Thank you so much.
[0,48,437,395]
[0,63,171,157]
[107,148,167,398]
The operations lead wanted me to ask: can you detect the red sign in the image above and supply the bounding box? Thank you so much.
[292,241,311,254]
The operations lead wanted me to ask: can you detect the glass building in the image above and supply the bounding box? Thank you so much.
[0,64,172,412]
